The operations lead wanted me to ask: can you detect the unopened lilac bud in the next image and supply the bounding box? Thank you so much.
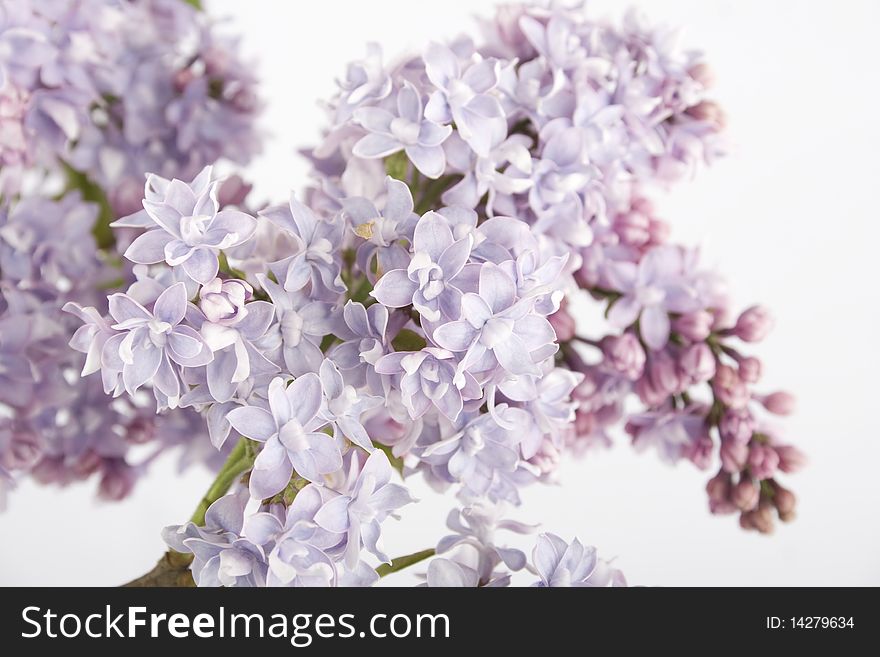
[775,445,807,473]
[672,311,713,342]
[125,417,156,445]
[575,409,597,437]
[686,100,725,129]
[760,391,796,415]
[732,477,759,511]
[0,429,42,470]
[634,375,666,407]
[99,461,137,501]
[173,67,195,93]
[685,435,713,470]
[719,408,755,444]
[29,456,66,485]
[648,217,670,245]
[602,333,646,380]
[772,484,796,516]
[71,450,102,479]
[720,438,749,473]
[678,342,716,385]
[648,350,681,395]
[752,502,776,534]
[200,278,252,325]
[706,471,737,515]
[548,302,576,342]
[218,174,253,207]
[688,62,715,87]
[612,208,651,247]
[737,356,762,383]
[713,364,749,409]
[747,443,780,480]
[733,306,773,342]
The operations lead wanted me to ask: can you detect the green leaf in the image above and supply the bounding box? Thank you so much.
[384,151,409,181]
[375,442,404,475]
[391,328,427,352]
[63,163,115,250]
[376,549,435,577]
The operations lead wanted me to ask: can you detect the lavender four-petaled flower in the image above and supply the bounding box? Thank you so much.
[124,167,257,284]
[313,450,414,569]
[352,81,452,178]
[102,282,213,399]
[432,262,557,384]
[371,210,472,322]
[226,375,342,498]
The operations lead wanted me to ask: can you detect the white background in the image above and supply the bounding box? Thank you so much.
[2,0,878,586]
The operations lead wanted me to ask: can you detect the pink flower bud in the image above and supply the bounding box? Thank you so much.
[706,471,737,515]
[612,208,651,247]
[713,364,749,409]
[733,306,773,342]
[719,408,754,445]
[772,485,797,516]
[732,477,760,511]
[688,62,715,87]
[742,502,776,534]
[648,350,681,396]
[99,463,137,502]
[678,342,716,385]
[720,439,749,473]
[684,435,713,470]
[775,445,807,473]
[747,444,780,480]
[672,311,713,342]
[218,174,253,207]
[0,429,42,470]
[602,333,646,380]
[686,100,725,128]
[634,375,665,407]
[29,456,66,485]
[548,303,577,342]
[736,356,762,383]
[760,391,796,415]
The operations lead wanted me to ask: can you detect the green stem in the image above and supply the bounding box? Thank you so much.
[122,438,256,587]
[63,163,115,250]
[189,438,254,525]
[376,548,436,578]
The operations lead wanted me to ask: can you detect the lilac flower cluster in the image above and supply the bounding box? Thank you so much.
[0,0,259,214]
[0,0,260,507]
[54,1,799,586]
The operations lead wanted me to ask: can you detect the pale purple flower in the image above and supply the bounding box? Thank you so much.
[605,246,701,350]
[198,282,277,403]
[258,275,338,376]
[532,533,626,587]
[436,503,534,583]
[352,82,452,178]
[371,210,473,322]
[328,301,391,391]
[375,347,480,421]
[626,408,707,465]
[343,176,418,277]
[259,194,345,298]
[226,376,342,497]
[423,42,506,157]
[333,42,392,124]
[162,492,268,587]
[244,486,341,587]
[313,449,414,569]
[124,167,258,284]
[432,263,557,383]
[103,283,213,399]
[318,359,381,452]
